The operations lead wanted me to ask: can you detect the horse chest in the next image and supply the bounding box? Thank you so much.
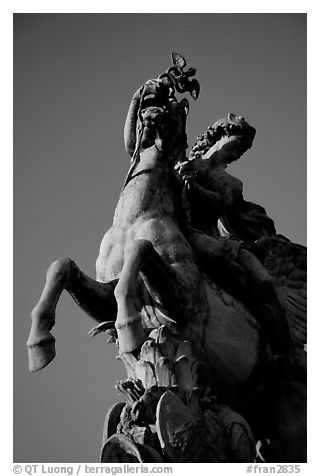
[97,170,190,282]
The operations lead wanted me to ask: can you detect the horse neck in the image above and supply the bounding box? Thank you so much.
[114,147,183,226]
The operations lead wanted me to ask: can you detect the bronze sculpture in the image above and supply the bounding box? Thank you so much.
[27,53,306,463]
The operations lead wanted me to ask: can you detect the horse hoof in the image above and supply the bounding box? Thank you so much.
[116,318,146,353]
[27,333,56,372]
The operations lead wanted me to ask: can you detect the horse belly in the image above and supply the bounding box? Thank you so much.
[134,217,201,284]
[96,216,198,285]
[96,227,127,282]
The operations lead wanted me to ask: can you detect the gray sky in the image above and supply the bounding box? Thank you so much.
[14,13,306,462]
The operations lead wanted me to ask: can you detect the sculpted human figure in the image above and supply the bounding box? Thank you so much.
[178,114,275,241]
[175,114,291,356]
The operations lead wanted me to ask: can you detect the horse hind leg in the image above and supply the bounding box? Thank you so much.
[114,239,183,354]
[27,258,117,372]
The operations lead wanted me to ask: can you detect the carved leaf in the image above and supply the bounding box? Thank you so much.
[180,97,189,116]
[101,402,126,447]
[130,426,163,461]
[134,360,157,388]
[171,52,186,70]
[189,78,200,100]
[140,339,163,365]
[185,67,196,78]
[88,320,115,337]
[156,390,200,462]
[116,353,138,380]
[115,379,143,402]
[131,425,154,446]
[155,326,176,361]
[191,360,209,387]
[174,355,193,391]
[131,387,164,425]
[105,329,117,343]
[101,434,143,463]
[155,357,176,387]
[175,340,192,361]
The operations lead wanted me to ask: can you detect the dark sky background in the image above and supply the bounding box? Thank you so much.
[14,13,306,462]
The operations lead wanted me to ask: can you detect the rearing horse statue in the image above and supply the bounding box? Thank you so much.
[27,77,261,390]
[27,56,306,462]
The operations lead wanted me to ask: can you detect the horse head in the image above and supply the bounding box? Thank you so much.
[124,79,189,161]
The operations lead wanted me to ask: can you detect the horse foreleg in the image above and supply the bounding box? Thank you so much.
[27,258,117,372]
[114,239,183,354]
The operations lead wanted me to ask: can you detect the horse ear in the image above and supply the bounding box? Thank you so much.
[179,98,189,116]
